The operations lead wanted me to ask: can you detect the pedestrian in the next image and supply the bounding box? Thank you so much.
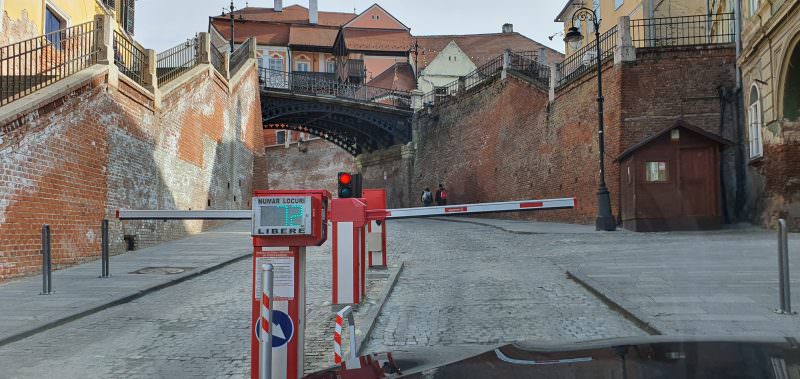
[421,187,433,207]
[435,184,448,206]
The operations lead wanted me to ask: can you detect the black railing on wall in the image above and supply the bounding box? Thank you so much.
[0,20,101,106]
[156,37,199,86]
[556,26,617,88]
[259,68,411,109]
[113,30,146,86]
[630,13,736,48]
[229,39,252,76]
[509,51,550,87]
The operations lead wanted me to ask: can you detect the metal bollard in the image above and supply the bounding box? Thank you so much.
[259,264,274,379]
[100,220,110,278]
[40,225,52,295]
[333,305,359,368]
[776,219,794,314]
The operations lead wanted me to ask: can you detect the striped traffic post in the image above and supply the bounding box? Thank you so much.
[333,305,358,368]
[259,264,274,379]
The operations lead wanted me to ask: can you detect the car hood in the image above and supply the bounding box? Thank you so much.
[396,336,800,378]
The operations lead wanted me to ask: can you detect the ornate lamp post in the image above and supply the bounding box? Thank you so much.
[222,1,245,53]
[564,7,616,231]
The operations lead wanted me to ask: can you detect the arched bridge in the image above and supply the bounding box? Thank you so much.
[259,69,413,155]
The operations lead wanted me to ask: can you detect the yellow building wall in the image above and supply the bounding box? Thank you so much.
[562,0,709,55]
[3,0,103,34]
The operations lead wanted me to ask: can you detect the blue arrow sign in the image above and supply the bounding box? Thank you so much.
[255,310,294,348]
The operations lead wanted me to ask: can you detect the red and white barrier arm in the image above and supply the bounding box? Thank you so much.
[378,197,575,220]
[116,209,251,220]
[117,198,575,221]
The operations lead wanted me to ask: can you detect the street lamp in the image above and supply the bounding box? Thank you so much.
[222,1,245,53]
[564,6,616,231]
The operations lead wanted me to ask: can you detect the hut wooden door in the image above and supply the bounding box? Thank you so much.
[678,147,715,217]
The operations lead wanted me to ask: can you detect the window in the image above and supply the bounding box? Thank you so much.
[276,130,287,145]
[615,0,624,9]
[645,162,668,182]
[118,0,135,34]
[749,0,760,16]
[269,56,284,71]
[748,85,764,158]
[296,61,311,72]
[44,7,65,47]
[326,60,336,73]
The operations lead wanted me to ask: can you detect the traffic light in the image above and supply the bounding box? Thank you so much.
[338,172,353,198]
[337,172,363,198]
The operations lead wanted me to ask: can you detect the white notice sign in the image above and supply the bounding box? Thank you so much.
[255,255,295,300]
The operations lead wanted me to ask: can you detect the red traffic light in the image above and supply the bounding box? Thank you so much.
[339,173,352,185]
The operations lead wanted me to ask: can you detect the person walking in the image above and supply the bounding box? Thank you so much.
[421,187,433,207]
[435,184,448,206]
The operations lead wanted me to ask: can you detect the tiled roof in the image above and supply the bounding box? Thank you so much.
[210,19,289,45]
[288,25,339,47]
[342,28,412,53]
[214,5,356,27]
[414,32,564,70]
[367,62,416,91]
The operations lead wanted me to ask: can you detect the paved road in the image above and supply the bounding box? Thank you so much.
[0,218,649,378]
[364,219,646,357]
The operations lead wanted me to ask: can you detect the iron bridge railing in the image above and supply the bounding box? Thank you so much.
[113,30,146,86]
[1,20,101,106]
[230,38,253,76]
[156,36,199,86]
[260,68,411,109]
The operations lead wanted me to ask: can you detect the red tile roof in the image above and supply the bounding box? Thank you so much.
[367,62,416,91]
[215,5,356,27]
[288,25,339,47]
[210,19,290,45]
[414,32,564,70]
[342,28,412,53]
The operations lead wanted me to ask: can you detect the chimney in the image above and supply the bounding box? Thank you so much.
[502,23,513,33]
[274,0,282,12]
[309,0,318,24]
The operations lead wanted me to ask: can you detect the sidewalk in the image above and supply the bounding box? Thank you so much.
[437,216,800,336]
[0,221,253,346]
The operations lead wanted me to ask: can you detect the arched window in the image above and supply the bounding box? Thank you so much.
[326,58,336,73]
[295,55,311,72]
[783,39,800,121]
[268,54,284,72]
[748,84,764,159]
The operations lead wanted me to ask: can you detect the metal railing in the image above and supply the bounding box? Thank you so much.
[113,30,146,85]
[556,26,617,87]
[230,39,252,76]
[156,36,198,86]
[1,20,101,106]
[631,13,735,48]
[210,46,226,76]
[259,68,411,108]
[509,51,550,87]
[422,55,504,107]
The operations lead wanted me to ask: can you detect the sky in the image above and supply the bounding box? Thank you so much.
[135,0,567,53]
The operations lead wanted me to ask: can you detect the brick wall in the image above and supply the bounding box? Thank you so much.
[265,139,356,194]
[400,45,738,225]
[0,64,265,281]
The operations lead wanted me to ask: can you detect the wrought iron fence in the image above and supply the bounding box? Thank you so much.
[464,55,503,91]
[230,38,252,76]
[556,26,617,87]
[630,13,735,47]
[259,68,411,108]
[156,36,198,86]
[509,51,550,87]
[1,20,101,106]
[210,46,226,76]
[113,30,146,85]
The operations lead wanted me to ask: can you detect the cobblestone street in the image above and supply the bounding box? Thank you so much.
[364,219,645,355]
[0,218,646,378]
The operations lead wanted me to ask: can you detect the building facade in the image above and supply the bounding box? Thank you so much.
[555,0,711,55]
[1,0,135,46]
[738,0,800,228]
